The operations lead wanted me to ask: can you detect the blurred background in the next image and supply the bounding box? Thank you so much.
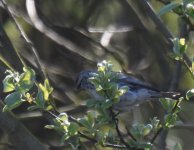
[0,0,194,149]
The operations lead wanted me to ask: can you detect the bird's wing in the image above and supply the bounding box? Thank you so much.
[118,76,160,92]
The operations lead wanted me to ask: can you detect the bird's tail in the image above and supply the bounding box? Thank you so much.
[161,92,181,99]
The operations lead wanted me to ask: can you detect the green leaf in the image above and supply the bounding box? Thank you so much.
[102,99,113,109]
[173,143,182,150]
[3,75,15,92]
[179,38,187,54]
[115,85,128,99]
[58,112,69,122]
[27,105,40,111]
[96,130,106,144]
[183,0,194,4]
[86,99,99,107]
[38,79,53,101]
[35,89,45,108]
[150,117,160,131]
[158,2,181,16]
[45,125,55,129]
[79,118,92,129]
[171,38,187,57]
[130,124,144,139]
[44,79,53,93]
[186,89,194,100]
[46,105,53,111]
[143,124,152,136]
[18,67,35,92]
[160,98,176,112]
[191,57,194,72]
[68,122,79,136]
[164,113,178,128]
[187,11,194,19]
[61,133,69,141]
[3,92,23,111]
[69,143,80,150]
[168,52,181,60]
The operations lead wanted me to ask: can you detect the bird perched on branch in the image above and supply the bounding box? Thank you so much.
[76,70,180,111]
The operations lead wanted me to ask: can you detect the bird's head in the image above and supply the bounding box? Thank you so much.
[76,70,96,90]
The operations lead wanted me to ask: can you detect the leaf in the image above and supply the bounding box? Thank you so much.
[102,99,113,109]
[86,99,99,107]
[27,105,40,111]
[168,52,181,60]
[143,124,152,136]
[44,79,53,94]
[46,105,53,111]
[186,89,194,100]
[150,117,160,131]
[3,75,15,92]
[61,133,69,141]
[158,2,181,16]
[45,125,55,129]
[58,113,69,122]
[35,89,45,108]
[38,79,53,101]
[186,3,194,19]
[164,113,179,128]
[191,57,194,72]
[160,98,176,112]
[130,124,144,140]
[178,38,187,54]
[69,143,80,150]
[3,92,23,111]
[18,67,35,92]
[96,130,106,144]
[68,122,79,136]
[183,0,194,4]
[79,118,92,129]
[173,143,182,150]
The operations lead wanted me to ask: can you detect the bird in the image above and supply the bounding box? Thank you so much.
[76,70,180,111]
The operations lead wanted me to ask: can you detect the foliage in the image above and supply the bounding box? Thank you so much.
[3,67,54,112]
[2,0,194,149]
[2,60,186,149]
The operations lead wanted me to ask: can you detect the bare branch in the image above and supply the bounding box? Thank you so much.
[0,101,47,150]
[26,0,98,62]
[0,0,46,79]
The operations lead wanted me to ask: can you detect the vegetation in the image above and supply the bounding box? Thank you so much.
[1,0,194,149]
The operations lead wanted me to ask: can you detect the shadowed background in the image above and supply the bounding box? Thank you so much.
[0,0,194,149]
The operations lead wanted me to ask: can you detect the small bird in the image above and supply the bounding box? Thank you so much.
[76,70,180,111]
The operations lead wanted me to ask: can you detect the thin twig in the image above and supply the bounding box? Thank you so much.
[182,59,194,79]
[0,142,16,149]
[169,62,182,91]
[136,0,191,67]
[25,0,97,62]
[109,108,131,149]
[125,126,137,142]
[151,127,163,144]
[0,0,46,79]
[0,54,15,71]
[46,110,127,149]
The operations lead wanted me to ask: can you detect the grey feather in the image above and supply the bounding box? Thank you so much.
[76,70,180,111]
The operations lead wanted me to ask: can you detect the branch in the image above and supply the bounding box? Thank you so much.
[135,0,191,67]
[125,126,137,141]
[46,110,127,149]
[150,127,163,144]
[0,0,46,79]
[25,0,98,62]
[0,101,47,150]
[109,108,135,149]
